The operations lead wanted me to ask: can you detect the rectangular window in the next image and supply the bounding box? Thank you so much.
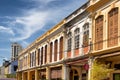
[83,23,89,47]
[67,38,72,51]
[75,35,79,49]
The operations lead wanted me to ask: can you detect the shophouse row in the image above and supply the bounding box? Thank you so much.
[17,0,120,80]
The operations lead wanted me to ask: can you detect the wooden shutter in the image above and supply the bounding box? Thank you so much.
[54,40,58,61]
[50,42,53,62]
[38,49,40,65]
[41,47,43,65]
[83,23,89,47]
[95,15,103,50]
[45,45,47,64]
[108,8,118,47]
[59,37,63,60]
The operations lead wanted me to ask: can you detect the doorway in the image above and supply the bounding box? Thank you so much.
[113,73,120,80]
[70,69,79,80]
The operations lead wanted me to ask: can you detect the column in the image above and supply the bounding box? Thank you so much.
[88,57,94,80]
[47,41,50,63]
[16,73,19,80]
[62,64,70,80]
[79,67,82,80]
[28,71,30,80]
[22,72,24,80]
[35,69,38,80]
[46,67,50,80]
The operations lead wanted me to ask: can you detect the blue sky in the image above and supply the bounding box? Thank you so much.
[0,0,87,66]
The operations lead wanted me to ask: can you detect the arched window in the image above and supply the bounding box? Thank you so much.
[95,15,103,50]
[59,37,63,60]
[83,23,89,47]
[108,7,118,47]
[74,28,80,49]
[45,45,47,64]
[41,47,43,65]
[50,42,53,62]
[67,32,72,51]
[54,40,58,61]
[38,48,40,65]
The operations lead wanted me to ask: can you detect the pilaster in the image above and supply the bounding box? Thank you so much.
[35,69,38,80]
[46,67,50,80]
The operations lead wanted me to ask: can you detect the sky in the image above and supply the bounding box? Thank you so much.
[0,0,87,66]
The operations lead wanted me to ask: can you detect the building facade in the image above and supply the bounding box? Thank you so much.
[87,0,120,80]
[17,20,66,80]
[17,0,120,80]
[11,42,23,61]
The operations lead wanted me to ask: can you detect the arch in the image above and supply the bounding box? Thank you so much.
[54,40,58,61]
[45,45,47,63]
[83,22,89,47]
[95,15,104,50]
[108,7,118,47]
[59,37,63,60]
[74,28,80,34]
[41,47,43,65]
[50,42,53,62]
[67,32,72,51]
[70,69,79,80]
[74,28,80,49]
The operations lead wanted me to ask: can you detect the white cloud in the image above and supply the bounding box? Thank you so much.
[10,10,49,41]
[7,0,86,42]
[0,26,14,35]
[20,41,29,48]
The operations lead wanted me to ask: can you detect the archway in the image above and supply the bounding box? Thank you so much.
[70,69,79,80]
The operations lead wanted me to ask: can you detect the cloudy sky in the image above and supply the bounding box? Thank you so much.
[0,0,87,65]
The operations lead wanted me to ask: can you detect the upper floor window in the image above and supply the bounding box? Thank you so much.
[38,48,40,65]
[67,32,72,51]
[41,47,43,65]
[83,23,89,47]
[95,15,103,50]
[74,28,80,49]
[50,42,53,62]
[108,7,118,47]
[59,37,63,60]
[45,45,47,64]
[54,40,58,61]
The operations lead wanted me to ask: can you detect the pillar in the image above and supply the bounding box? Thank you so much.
[28,71,30,80]
[46,67,50,80]
[22,72,24,80]
[35,69,38,80]
[88,57,94,80]
[62,64,70,80]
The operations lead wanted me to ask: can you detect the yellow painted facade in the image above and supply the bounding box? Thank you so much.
[17,0,120,80]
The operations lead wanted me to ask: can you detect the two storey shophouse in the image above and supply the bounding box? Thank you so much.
[17,0,120,80]
[87,0,120,80]
[63,2,91,80]
[17,20,66,80]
